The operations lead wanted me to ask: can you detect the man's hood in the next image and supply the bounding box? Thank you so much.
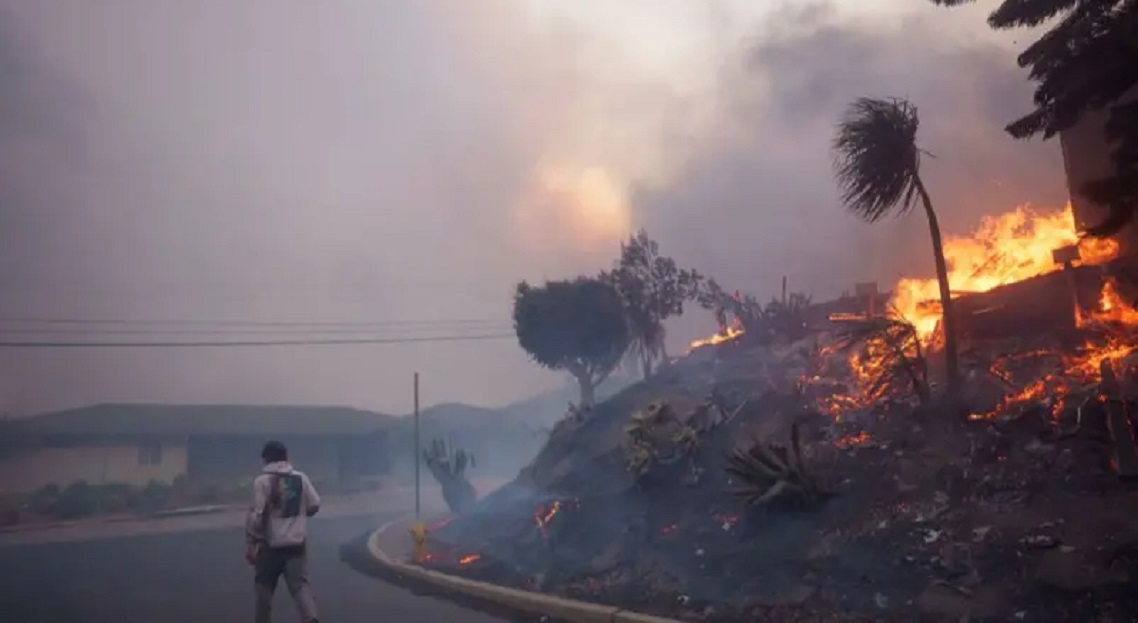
[262,461,294,475]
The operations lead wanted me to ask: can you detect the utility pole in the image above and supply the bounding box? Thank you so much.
[413,371,420,518]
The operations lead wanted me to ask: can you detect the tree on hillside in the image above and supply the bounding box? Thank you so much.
[929,0,1137,237]
[513,277,631,407]
[832,97,960,396]
[602,230,703,379]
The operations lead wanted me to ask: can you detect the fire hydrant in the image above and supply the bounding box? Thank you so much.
[409,521,429,563]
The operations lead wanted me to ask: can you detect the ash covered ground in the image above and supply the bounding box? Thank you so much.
[411,277,1138,622]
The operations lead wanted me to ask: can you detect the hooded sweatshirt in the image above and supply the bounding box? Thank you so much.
[245,461,321,549]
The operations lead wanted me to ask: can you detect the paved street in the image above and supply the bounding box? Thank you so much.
[0,512,505,623]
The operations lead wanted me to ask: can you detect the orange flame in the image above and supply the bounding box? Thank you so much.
[835,430,872,448]
[458,553,482,565]
[892,203,1118,340]
[689,318,745,351]
[535,500,563,540]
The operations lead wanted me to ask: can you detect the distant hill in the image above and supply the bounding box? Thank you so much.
[15,403,396,437]
[386,376,633,477]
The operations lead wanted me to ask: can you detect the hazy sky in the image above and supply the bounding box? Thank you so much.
[0,0,1070,415]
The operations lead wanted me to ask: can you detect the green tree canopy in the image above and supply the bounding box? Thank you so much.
[512,277,631,406]
[601,230,703,379]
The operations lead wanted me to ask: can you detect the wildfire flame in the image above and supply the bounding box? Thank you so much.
[835,430,872,449]
[892,203,1118,340]
[534,500,563,540]
[824,202,1137,421]
[458,553,482,565]
[690,318,745,351]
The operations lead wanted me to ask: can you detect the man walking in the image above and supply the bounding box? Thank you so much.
[245,440,322,623]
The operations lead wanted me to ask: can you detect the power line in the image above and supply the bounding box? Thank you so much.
[0,316,504,328]
[0,333,516,349]
[0,325,513,337]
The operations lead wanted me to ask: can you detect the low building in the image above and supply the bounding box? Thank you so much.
[0,404,395,495]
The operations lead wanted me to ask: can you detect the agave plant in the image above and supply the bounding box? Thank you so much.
[422,437,478,514]
[725,422,830,509]
[623,401,701,479]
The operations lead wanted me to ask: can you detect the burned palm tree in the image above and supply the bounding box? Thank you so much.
[832,97,960,397]
[422,437,478,514]
[725,422,830,510]
[833,313,930,406]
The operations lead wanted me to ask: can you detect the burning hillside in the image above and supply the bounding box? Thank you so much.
[390,200,1138,622]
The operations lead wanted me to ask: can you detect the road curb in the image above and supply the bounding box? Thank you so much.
[0,504,237,535]
[364,517,683,623]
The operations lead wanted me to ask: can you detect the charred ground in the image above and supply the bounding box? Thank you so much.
[405,281,1138,622]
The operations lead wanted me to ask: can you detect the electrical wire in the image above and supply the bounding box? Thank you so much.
[0,333,517,348]
[0,316,504,328]
[0,325,513,336]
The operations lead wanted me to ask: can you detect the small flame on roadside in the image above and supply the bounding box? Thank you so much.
[458,553,482,565]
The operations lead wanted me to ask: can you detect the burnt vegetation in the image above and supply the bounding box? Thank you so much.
[394,8,1138,618]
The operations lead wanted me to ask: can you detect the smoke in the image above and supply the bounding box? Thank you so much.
[0,1,1069,414]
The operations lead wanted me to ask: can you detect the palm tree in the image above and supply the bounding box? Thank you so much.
[831,97,960,396]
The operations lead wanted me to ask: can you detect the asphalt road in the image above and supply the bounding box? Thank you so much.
[0,513,505,623]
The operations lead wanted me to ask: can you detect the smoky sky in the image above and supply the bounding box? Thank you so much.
[0,1,1068,415]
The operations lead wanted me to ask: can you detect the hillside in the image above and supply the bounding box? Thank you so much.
[413,320,1138,622]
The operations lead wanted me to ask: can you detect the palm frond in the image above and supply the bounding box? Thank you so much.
[832,97,923,223]
[724,423,830,510]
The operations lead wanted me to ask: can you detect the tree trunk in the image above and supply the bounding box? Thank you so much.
[575,372,596,407]
[641,352,653,380]
[915,177,960,398]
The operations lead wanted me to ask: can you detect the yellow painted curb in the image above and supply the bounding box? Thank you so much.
[366,518,684,623]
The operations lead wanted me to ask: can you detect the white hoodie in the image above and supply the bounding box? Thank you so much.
[245,461,321,548]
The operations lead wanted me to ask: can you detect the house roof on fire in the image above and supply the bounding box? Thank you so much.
[16,403,396,438]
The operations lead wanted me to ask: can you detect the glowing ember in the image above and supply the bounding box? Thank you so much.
[534,500,564,540]
[458,553,482,565]
[1082,278,1138,327]
[835,431,872,449]
[659,522,679,536]
[891,203,1118,340]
